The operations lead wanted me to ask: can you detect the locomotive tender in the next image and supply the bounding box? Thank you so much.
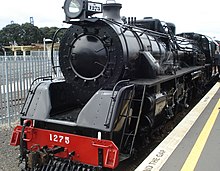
[10,0,218,170]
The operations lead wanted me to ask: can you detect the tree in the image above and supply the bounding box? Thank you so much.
[0,23,65,46]
[0,23,44,45]
[20,23,43,45]
[40,26,65,42]
[0,23,23,45]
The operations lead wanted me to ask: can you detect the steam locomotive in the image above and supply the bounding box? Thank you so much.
[10,0,219,170]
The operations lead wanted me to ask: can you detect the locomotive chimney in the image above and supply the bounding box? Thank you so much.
[103,0,122,23]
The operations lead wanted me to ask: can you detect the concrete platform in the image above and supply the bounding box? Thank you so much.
[135,82,220,171]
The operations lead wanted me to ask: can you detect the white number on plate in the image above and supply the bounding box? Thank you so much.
[88,2,102,12]
[49,134,70,144]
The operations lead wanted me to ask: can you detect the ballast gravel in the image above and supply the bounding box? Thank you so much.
[0,123,20,171]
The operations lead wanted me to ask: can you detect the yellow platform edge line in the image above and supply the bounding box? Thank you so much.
[135,82,220,171]
[181,98,220,171]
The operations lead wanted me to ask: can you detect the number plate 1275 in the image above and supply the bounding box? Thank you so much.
[49,133,70,144]
[88,2,102,12]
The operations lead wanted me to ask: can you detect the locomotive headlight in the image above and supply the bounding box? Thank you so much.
[63,0,103,21]
[64,0,83,19]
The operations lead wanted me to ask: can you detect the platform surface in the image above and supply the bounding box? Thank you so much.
[135,82,220,171]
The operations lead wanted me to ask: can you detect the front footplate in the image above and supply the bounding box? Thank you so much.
[10,122,119,169]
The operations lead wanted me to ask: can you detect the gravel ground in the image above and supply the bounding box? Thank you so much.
[0,123,20,171]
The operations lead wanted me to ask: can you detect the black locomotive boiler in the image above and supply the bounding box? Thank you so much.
[10,0,218,170]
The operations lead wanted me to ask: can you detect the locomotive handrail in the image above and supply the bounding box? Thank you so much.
[119,26,129,66]
[102,18,169,39]
[20,76,52,116]
[104,79,131,128]
[51,28,67,75]
[103,18,202,55]
[111,79,130,99]
[130,28,145,51]
[104,84,135,129]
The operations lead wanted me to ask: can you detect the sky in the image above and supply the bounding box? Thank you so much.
[1,0,220,40]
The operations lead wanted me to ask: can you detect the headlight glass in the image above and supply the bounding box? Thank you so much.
[64,0,83,19]
[69,0,81,13]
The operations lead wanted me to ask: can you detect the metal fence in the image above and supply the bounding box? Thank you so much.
[0,51,62,127]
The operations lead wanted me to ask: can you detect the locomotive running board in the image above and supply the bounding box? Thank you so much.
[131,66,204,87]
